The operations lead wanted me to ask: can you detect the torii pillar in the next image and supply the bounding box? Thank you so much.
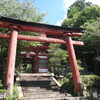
[64,33,83,94]
[5,26,19,95]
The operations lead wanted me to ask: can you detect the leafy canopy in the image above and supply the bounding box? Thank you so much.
[62,0,100,75]
[0,0,47,81]
[47,43,68,76]
[62,0,100,27]
[0,0,47,22]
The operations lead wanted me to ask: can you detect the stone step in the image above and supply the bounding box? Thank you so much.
[22,90,54,94]
[22,87,60,92]
[23,94,67,98]
[22,88,64,92]
[20,80,55,83]
[20,82,56,87]
[20,77,51,80]
[20,97,80,100]
[19,74,72,100]
[23,91,69,96]
[21,84,56,87]
[22,89,61,93]
[23,95,68,99]
[27,86,58,89]
[22,90,60,93]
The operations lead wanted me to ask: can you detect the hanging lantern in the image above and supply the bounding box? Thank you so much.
[26,52,30,58]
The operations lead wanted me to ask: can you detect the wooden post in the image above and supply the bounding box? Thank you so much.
[32,57,35,73]
[5,26,18,95]
[64,33,83,94]
[35,57,39,73]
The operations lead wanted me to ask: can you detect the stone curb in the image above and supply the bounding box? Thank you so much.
[16,77,23,99]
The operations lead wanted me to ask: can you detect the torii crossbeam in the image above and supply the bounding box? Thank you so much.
[0,17,84,95]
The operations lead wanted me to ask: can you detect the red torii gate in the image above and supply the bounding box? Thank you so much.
[0,17,84,95]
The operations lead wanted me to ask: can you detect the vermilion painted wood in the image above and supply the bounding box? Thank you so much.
[0,17,84,95]
[65,35,82,93]
[0,33,84,45]
[0,21,83,36]
[0,17,83,37]
[5,29,18,95]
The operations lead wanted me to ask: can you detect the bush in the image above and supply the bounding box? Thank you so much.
[66,73,72,79]
[61,74,100,96]
[23,64,32,73]
[81,75,100,89]
[81,75,100,96]
[0,89,8,93]
[6,83,19,100]
[61,78,74,95]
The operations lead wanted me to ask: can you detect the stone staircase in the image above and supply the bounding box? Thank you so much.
[19,73,80,100]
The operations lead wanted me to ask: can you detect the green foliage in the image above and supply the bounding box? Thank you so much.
[0,89,8,93]
[0,39,8,82]
[62,0,100,75]
[81,75,100,97]
[77,60,84,71]
[75,5,100,27]
[62,4,100,27]
[67,6,80,18]
[66,73,72,79]
[67,0,93,19]
[81,19,100,75]
[81,75,100,90]
[47,43,68,77]
[66,60,84,71]
[61,75,100,96]
[62,12,80,27]
[0,0,47,22]
[0,0,47,82]
[63,0,93,27]
[6,83,19,100]
[23,64,32,73]
[61,1,100,96]
[61,78,74,95]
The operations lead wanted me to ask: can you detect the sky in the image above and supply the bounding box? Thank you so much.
[34,0,100,26]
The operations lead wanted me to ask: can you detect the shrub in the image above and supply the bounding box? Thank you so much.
[23,64,32,73]
[0,89,8,93]
[61,78,74,95]
[61,74,100,96]
[6,83,19,100]
[66,73,72,79]
[81,75,100,96]
[81,75,100,88]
